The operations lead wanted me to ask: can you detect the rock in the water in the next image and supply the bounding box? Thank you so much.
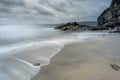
[55,22,109,31]
[98,0,120,28]
[55,22,89,31]
[34,63,41,66]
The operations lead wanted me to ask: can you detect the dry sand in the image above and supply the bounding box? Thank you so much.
[32,36,120,80]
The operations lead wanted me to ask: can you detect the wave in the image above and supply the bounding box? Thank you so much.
[0,31,107,80]
[0,41,64,80]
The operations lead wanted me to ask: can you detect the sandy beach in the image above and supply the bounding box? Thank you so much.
[32,35,120,80]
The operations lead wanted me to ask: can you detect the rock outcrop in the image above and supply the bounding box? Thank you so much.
[55,22,108,31]
[98,0,120,28]
[55,22,92,31]
[55,22,82,31]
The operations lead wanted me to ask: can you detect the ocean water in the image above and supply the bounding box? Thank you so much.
[0,24,108,80]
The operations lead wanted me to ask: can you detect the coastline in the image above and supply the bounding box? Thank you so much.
[32,35,120,80]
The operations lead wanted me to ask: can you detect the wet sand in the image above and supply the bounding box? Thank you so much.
[32,36,120,80]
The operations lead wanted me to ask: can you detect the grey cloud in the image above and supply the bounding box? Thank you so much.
[32,7,55,16]
[0,0,112,24]
[0,8,10,13]
[0,0,24,7]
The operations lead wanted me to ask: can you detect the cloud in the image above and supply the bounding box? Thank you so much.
[0,0,112,24]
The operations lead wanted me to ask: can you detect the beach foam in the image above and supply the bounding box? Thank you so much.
[0,30,109,80]
[0,41,64,80]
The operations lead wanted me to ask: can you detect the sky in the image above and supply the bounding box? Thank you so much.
[0,0,112,24]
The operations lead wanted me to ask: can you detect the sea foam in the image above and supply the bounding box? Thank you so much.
[0,31,107,80]
[0,41,64,80]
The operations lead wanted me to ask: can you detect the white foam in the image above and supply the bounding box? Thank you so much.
[51,32,106,44]
[0,41,64,80]
[0,31,108,80]
[0,57,39,80]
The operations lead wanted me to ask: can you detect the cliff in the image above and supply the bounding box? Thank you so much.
[98,0,120,28]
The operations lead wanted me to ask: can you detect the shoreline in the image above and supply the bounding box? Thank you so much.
[32,35,120,80]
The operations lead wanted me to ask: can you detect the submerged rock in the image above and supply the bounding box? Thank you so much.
[98,0,120,28]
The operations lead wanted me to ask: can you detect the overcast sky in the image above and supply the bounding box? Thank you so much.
[0,0,111,24]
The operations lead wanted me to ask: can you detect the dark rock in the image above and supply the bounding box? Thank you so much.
[91,27,109,31]
[98,0,120,28]
[34,63,41,66]
[110,0,120,7]
[55,22,90,31]
[110,64,120,71]
[55,22,111,31]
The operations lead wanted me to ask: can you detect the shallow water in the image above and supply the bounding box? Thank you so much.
[0,24,111,80]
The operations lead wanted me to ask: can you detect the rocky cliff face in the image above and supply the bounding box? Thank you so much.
[98,0,120,28]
